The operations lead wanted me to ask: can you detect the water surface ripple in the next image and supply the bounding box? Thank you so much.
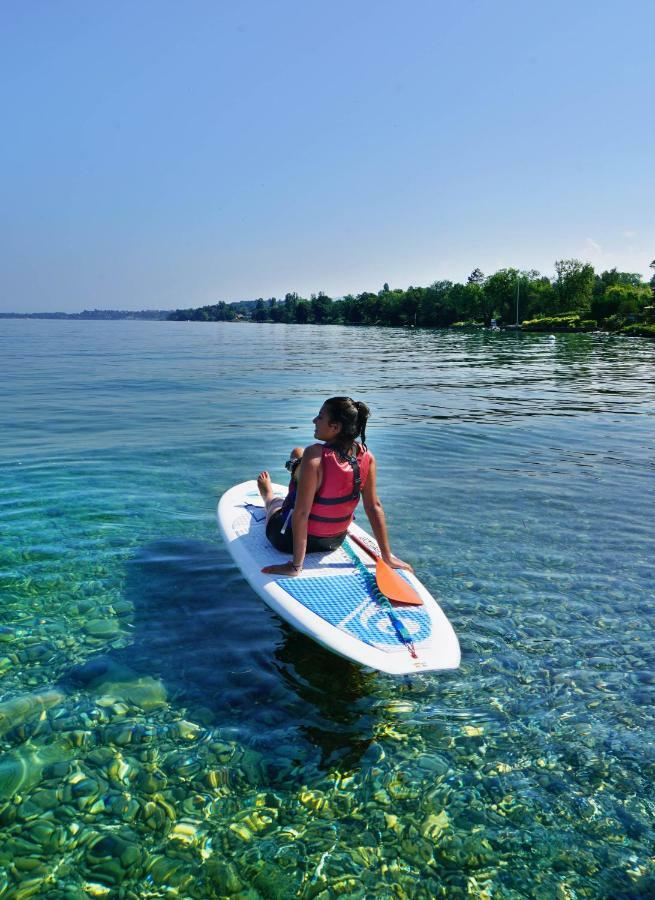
[0,321,653,897]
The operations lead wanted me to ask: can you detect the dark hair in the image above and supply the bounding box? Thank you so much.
[324,396,370,449]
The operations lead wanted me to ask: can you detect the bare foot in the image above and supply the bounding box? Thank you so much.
[257,470,274,504]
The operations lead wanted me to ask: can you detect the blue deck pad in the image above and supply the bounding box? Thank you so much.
[278,574,432,650]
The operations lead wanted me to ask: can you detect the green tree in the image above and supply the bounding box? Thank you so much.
[483,268,519,324]
[252,298,268,323]
[310,291,332,324]
[450,282,483,322]
[418,281,456,326]
[269,299,288,323]
[522,274,556,318]
[295,300,310,324]
[593,269,644,302]
[207,301,236,321]
[399,287,423,326]
[591,283,651,323]
[339,294,362,324]
[554,259,595,313]
[467,268,485,286]
[283,292,299,323]
[355,291,383,325]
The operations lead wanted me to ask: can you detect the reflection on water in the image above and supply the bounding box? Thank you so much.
[0,321,654,896]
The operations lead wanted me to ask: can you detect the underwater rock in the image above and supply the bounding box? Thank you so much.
[170,819,208,847]
[110,600,134,618]
[0,657,12,676]
[7,875,46,899]
[299,789,331,816]
[69,657,124,685]
[416,754,450,778]
[106,753,138,785]
[84,618,121,639]
[421,810,450,841]
[68,658,166,709]
[228,821,254,844]
[234,807,278,835]
[106,793,140,823]
[24,819,69,851]
[0,689,65,737]
[163,751,202,780]
[0,742,72,801]
[207,740,235,764]
[146,853,196,893]
[104,723,145,747]
[135,769,167,794]
[80,881,112,897]
[167,720,204,742]
[84,829,144,885]
[63,772,107,810]
[202,768,231,790]
[20,641,56,663]
[139,797,176,833]
[206,857,244,894]
[97,676,167,710]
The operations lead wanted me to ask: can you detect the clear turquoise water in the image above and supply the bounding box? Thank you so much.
[0,320,654,898]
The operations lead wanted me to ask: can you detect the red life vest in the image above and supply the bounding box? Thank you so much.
[307,443,371,537]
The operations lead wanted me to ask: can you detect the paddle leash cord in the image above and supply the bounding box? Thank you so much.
[343,540,417,659]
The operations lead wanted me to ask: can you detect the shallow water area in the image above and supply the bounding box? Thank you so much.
[0,320,654,897]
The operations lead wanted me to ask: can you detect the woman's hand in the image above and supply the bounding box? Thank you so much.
[261,561,302,577]
[382,554,414,573]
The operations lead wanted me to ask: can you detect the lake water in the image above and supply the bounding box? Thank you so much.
[0,320,654,898]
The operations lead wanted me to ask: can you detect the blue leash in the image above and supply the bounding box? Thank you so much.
[343,539,417,659]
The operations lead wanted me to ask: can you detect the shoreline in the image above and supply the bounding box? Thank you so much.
[3,315,653,339]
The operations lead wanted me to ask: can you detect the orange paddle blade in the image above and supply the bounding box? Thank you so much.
[375,558,423,606]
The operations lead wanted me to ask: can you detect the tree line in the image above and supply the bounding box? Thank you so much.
[168,259,655,331]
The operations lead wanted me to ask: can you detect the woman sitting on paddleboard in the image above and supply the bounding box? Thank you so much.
[257,396,411,576]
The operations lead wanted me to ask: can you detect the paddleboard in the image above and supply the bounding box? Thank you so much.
[217,480,460,675]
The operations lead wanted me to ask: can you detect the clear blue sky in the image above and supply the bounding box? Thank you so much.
[1,0,653,312]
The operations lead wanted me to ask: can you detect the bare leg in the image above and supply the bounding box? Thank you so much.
[257,470,285,524]
[257,470,275,508]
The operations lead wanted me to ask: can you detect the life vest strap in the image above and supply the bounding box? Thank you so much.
[313,492,360,506]
[308,512,353,523]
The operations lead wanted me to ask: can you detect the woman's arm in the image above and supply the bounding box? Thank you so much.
[261,445,322,576]
[361,454,413,571]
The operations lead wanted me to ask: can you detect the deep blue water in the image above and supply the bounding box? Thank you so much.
[0,320,654,898]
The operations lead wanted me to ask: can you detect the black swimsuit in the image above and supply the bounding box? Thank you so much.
[265,510,347,555]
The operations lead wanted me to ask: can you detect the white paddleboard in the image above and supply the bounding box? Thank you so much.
[217,480,460,675]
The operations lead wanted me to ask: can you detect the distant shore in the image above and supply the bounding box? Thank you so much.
[0,310,171,320]
[3,311,654,339]
[4,258,654,336]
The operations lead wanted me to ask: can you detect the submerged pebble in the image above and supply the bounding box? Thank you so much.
[84,619,121,639]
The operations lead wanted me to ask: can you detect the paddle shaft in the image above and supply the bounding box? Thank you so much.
[347,530,382,561]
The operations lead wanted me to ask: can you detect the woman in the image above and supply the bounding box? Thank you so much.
[257,396,411,576]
